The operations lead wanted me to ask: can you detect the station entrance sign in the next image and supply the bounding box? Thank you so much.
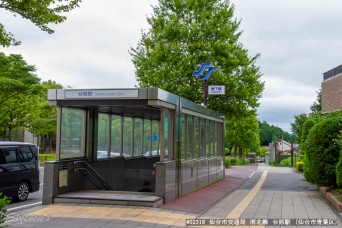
[208,86,225,95]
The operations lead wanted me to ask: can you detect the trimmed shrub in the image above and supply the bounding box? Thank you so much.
[303,115,341,187]
[0,193,10,225]
[224,157,231,168]
[296,161,304,172]
[224,157,250,168]
[300,119,316,155]
[279,157,290,167]
[336,150,342,186]
[38,153,56,166]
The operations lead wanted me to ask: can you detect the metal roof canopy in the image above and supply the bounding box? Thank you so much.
[48,87,224,122]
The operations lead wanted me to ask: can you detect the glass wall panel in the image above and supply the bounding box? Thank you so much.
[152,120,160,156]
[210,121,215,157]
[214,122,218,157]
[97,113,109,159]
[163,109,171,160]
[111,115,121,157]
[60,108,85,159]
[179,114,186,160]
[200,119,205,157]
[218,123,223,156]
[134,118,143,156]
[194,117,199,159]
[144,119,151,156]
[186,116,193,159]
[123,117,132,157]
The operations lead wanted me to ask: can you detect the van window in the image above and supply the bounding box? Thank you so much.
[29,145,37,154]
[0,150,5,164]
[3,148,18,163]
[20,146,33,162]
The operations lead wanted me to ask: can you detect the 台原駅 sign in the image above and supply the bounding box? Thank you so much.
[64,89,139,99]
[208,86,225,95]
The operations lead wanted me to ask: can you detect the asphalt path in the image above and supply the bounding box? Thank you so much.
[238,165,315,192]
[5,167,44,213]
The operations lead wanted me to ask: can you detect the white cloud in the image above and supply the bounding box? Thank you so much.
[1,0,340,132]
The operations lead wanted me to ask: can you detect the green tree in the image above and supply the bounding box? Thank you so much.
[259,121,292,146]
[226,112,260,157]
[0,0,81,47]
[0,52,42,140]
[310,90,322,114]
[130,0,264,151]
[290,113,308,143]
[28,80,63,152]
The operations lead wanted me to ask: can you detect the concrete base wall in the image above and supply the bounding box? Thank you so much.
[42,159,86,205]
[155,161,176,203]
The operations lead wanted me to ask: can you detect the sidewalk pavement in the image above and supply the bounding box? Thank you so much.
[5,164,342,228]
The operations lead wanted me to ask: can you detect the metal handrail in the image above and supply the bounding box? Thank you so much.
[75,167,103,189]
[74,161,113,190]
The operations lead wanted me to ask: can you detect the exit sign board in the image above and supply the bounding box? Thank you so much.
[208,86,225,95]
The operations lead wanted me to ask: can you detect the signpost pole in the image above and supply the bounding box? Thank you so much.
[204,79,208,107]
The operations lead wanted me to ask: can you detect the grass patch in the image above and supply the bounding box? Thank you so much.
[225,157,250,168]
[38,153,56,166]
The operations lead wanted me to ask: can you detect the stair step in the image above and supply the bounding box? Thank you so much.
[54,190,164,207]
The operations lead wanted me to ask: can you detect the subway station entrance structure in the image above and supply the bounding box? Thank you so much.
[43,88,225,206]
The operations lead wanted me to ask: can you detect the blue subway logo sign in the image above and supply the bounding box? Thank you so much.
[193,62,218,80]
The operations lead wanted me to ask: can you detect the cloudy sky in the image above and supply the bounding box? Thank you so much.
[1,0,342,132]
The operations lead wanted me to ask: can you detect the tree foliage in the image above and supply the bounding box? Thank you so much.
[0,0,81,47]
[303,114,341,186]
[299,119,315,154]
[226,112,260,156]
[291,90,322,142]
[130,0,264,152]
[336,146,342,186]
[259,121,292,146]
[335,129,342,187]
[290,113,308,143]
[310,89,322,114]
[0,52,42,140]
[28,80,63,151]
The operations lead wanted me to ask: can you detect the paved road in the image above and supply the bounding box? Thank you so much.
[5,167,44,213]
[4,164,342,227]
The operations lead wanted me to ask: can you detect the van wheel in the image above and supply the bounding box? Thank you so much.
[15,182,29,202]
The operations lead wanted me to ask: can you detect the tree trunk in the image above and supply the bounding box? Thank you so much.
[239,147,243,158]
[8,126,12,141]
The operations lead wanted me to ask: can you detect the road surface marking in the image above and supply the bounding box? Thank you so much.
[226,169,268,220]
[7,202,42,212]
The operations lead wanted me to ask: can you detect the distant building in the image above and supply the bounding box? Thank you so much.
[269,140,298,162]
[322,64,342,113]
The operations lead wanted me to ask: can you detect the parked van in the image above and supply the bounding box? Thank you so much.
[0,142,40,202]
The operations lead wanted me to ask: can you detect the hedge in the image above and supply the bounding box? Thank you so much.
[336,149,342,186]
[224,157,250,168]
[296,162,304,172]
[303,115,341,187]
[38,153,56,165]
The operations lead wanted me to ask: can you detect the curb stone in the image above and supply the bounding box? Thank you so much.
[319,186,342,213]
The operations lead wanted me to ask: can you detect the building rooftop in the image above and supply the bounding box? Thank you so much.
[323,64,342,81]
